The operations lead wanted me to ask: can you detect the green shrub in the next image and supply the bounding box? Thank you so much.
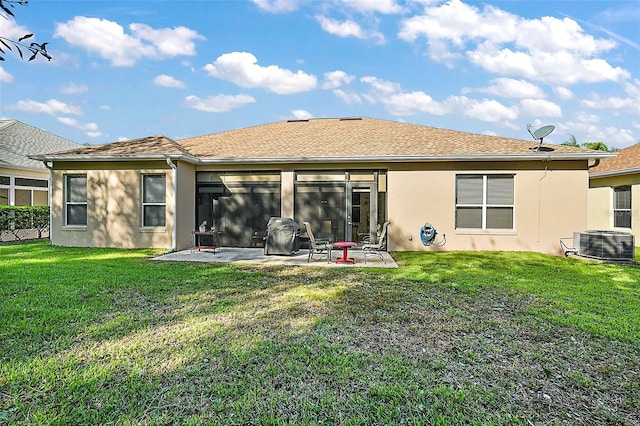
[0,205,49,240]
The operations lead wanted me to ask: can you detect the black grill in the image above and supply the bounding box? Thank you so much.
[264,217,301,255]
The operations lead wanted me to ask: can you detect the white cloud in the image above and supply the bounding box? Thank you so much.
[398,0,630,85]
[251,0,300,13]
[562,112,637,147]
[0,67,14,83]
[183,94,256,112]
[519,99,562,117]
[333,89,362,104]
[203,52,317,95]
[454,97,519,123]
[154,74,186,89]
[322,70,355,89]
[11,99,82,115]
[0,17,30,40]
[360,76,401,95]
[316,16,366,39]
[291,109,313,119]
[60,83,88,94]
[384,91,448,116]
[315,15,385,43]
[54,17,204,67]
[336,0,404,14]
[57,117,102,137]
[471,78,545,99]
[553,86,574,100]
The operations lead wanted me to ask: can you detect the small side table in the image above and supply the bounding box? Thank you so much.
[333,241,357,264]
[192,230,223,253]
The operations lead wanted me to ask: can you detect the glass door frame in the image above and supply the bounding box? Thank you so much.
[346,181,377,243]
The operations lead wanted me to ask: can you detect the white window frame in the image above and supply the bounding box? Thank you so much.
[612,185,631,229]
[0,175,48,206]
[141,174,166,228]
[455,174,515,230]
[64,174,87,226]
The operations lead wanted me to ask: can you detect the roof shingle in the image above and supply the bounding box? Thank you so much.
[589,143,640,175]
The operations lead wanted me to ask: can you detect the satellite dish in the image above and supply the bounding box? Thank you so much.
[527,124,555,151]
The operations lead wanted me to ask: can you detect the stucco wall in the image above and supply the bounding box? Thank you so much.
[589,174,640,244]
[175,161,196,251]
[387,161,589,255]
[51,161,175,249]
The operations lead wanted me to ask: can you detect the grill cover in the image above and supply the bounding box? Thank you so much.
[264,217,301,255]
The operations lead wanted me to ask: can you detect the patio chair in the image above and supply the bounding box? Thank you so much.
[362,221,390,264]
[303,221,333,263]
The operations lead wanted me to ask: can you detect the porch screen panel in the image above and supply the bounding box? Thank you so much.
[295,184,345,242]
[196,172,281,247]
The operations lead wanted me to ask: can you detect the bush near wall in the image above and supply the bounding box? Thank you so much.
[0,206,50,242]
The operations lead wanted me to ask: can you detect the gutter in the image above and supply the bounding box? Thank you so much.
[29,153,201,164]
[41,161,54,241]
[196,152,617,165]
[165,157,178,253]
[589,167,640,178]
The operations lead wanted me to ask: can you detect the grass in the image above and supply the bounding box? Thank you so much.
[1,242,639,425]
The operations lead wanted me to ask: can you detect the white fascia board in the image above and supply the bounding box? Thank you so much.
[29,153,201,164]
[197,152,615,164]
[589,167,640,178]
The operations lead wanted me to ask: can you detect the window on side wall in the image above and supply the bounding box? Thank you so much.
[456,174,514,230]
[65,174,87,226]
[142,174,166,227]
[613,186,631,228]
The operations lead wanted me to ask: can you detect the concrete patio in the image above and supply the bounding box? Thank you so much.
[153,247,397,268]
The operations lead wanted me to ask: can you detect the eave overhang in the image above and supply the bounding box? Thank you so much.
[28,151,614,166]
[29,153,201,164]
[590,167,640,179]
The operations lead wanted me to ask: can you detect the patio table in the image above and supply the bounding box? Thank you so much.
[333,241,357,264]
[192,230,223,254]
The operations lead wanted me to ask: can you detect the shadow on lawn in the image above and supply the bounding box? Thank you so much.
[1,244,639,424]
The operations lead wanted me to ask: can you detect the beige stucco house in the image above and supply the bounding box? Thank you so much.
[588,143,639,244]
[32,117,614,254]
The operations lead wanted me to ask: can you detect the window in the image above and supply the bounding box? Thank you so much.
[456,174,514,230]
[65,174,87,226]
[613,186,631,228]
[142,174,166,227]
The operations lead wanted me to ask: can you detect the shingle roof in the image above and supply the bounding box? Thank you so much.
[34,117,613,164]
[178,117,605,162]
[589,143,640,176]
[46,135,193,157]
[0,120,81,171]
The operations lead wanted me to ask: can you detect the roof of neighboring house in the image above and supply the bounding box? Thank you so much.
[589,143,640,177]
[0,119,81,171]
[32,117,615,164]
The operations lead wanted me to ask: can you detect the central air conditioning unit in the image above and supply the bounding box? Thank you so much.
[573,230,635,261]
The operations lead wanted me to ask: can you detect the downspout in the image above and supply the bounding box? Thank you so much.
[537,156,551,243]
[166,157,177,252]
[587,159,600,169]
[42,161,53,242]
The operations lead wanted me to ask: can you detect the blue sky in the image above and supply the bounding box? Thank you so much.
[1,0,638,148]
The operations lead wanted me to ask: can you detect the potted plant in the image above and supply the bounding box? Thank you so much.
[199,221,207,232]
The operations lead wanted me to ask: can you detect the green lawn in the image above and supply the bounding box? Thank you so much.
[1,242,638,425]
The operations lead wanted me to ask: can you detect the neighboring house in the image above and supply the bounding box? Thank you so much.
[32,117,613,254]
[1,119,81,207]
[588,143,640,243]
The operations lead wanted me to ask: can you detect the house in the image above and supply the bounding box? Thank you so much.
[588,143,639,243]
[31,117,614,254]
[1,119,81,207]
